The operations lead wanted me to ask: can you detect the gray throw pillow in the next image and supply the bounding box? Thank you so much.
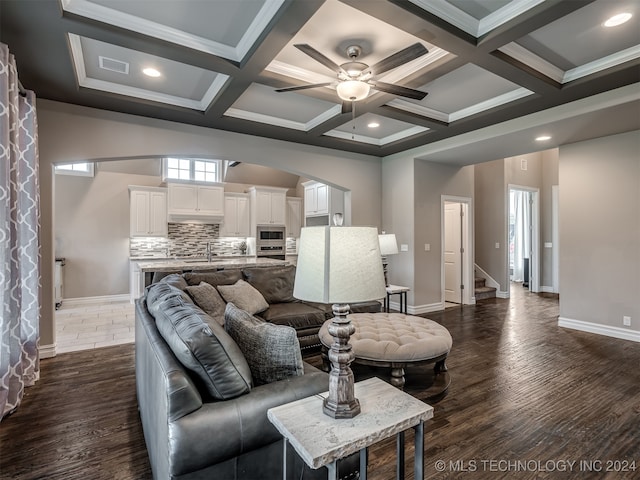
[152,293,253,400]
[185,282,227,326]
[224,303,304,386]
[217,279,269,315]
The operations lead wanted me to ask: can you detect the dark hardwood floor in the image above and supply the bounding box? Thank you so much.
[1,286,638,479]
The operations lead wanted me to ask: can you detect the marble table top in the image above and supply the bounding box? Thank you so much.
[267,377,434,469]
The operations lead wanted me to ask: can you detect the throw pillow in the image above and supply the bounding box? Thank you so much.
[185,282,227,326]
[152,294,253,400]
[224,303,304,386]
[242,265,296,304]
[217,279,269,315]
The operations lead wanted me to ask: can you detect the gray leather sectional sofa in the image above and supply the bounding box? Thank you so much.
[135,265,370,479]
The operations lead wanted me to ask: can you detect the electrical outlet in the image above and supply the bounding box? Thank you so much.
[623,316,631,327]
[495,242,500,249]
[424,243,430,251]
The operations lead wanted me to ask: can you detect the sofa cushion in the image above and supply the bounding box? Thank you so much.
[242,265,296,304]
[148,285,253,400]
[217,279,269,315]
[257,302,326,330]
[185,282,227,326]
[225,303,304,386]
[184,269,242,287]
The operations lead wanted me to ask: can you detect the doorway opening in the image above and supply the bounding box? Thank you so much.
[442,196,472,306]
[508,185,540,295]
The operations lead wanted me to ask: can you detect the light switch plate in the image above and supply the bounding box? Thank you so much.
[400,244,409,252]
[495,242,500,249]
[424,243,430,251]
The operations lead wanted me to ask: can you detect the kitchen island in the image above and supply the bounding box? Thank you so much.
[129,256,289,301]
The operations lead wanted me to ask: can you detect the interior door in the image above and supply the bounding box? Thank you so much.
[444,202,462,303]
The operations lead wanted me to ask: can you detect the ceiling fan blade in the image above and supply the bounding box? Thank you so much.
[372,81,428,100]
[294,44,345,74]
[370,43,429,75]
[341,101,352,114]
[275,82,332,93]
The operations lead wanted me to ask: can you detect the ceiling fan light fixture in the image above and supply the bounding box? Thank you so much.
[336,80,370,102]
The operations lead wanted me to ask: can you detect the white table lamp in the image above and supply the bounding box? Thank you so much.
[378,233,398,286]
[294,222,386,418]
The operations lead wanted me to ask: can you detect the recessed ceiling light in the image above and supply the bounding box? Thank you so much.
[367,122,380,128]
[142,67,161,77]
[604,13,632,27]
[536,135,552,142]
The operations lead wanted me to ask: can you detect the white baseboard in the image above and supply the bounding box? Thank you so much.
[496,290,509,299]
[39,343,56,359]
[61,294,130,308]
[558,317,640,343]
[540,285,557,293]
[408,302,445,315]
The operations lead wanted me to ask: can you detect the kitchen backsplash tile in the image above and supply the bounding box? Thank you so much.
[131,222,298,258]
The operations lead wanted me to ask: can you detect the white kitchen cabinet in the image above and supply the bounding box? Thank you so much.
[286,197,302,238]
[129,186,167,237]
[220,193,250,237]
[248,186,287,226]
[302,181,345,221]
[167,183,224,220]
[304,182,329,216]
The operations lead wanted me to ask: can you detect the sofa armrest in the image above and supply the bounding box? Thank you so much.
[167,365,328,477]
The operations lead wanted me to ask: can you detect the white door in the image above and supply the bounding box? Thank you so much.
[444,202,462,303]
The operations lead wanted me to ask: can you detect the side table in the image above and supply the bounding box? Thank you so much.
[384,284,410,313]
[267,377,434,480]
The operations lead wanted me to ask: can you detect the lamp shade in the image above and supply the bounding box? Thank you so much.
[378,234,399,256]
[294,226,386,304]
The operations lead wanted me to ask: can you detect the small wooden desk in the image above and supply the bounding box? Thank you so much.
[384,285,410,313]
[267,377,433,480]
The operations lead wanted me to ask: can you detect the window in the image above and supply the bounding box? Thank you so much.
[163,158,223,183]
[54,162,94,177]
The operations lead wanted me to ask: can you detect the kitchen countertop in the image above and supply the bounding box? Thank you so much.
[134,256,289,273]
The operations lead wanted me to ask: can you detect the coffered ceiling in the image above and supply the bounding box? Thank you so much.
[1,0,639,158]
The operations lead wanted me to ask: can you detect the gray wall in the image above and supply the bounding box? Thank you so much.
[38,99,382,350]
[382,153,473,311]
[55,169,163,298]
[414,160,474,308]
[559,130,639,332]
[474,151,558,293]
[474,159,507,290]
[541,149,559,288]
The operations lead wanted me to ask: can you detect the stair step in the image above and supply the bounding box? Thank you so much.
[475,286,497,301]
[475,277,486,288]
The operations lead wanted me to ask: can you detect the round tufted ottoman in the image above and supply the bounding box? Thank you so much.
[319,312,452,393]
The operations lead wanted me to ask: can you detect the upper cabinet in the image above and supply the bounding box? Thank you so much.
[286,197,302,238]
[129,186,167,237]
[167,184,224,221]
[220,193,250,237]
[302,181,345,223]
[248,186,287,226]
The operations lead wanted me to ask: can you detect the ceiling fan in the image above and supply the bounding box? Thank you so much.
[276,43,429,112]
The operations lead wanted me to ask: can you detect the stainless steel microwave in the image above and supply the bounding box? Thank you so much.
[257,226,285,241]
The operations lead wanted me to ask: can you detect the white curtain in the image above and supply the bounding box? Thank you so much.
[510,190,531,283]
[0,43,41,421]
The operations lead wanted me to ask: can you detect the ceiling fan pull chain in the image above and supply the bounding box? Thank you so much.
[352,101,356,140]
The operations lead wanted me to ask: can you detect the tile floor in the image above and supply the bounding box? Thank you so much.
[55,300,135,354]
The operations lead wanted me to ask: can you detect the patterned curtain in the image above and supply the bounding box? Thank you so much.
[0,43,41,421]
